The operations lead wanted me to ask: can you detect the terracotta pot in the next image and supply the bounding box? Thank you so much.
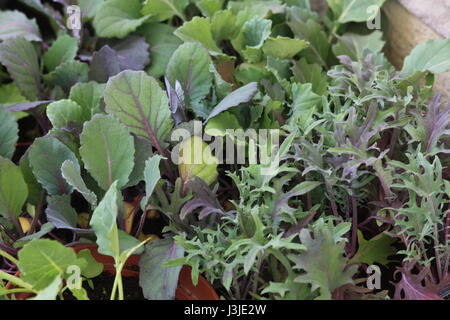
[6,244,219,300]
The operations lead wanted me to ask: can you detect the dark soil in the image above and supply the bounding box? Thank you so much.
[63,273,146,300]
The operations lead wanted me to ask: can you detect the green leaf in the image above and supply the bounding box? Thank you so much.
[174,17,222,55]
[327,0,386,24]
[61,160,97,207]
[79,0,106,19]
[263,36,308,60]
[43,35,78,72]
[0,157,28,219]
[0,108,18,159]
[126,137,154,187]
[138,23,182,78]
[205,82,258,122]
[139,237,184,300]
[205,112,241,136]
[242,17,272,62]
[69,81,105,121]
[292,58,328,95]
[89,181,121,258]
[104,70,173,150]
[77,249,104,278]
[332,31,385,61]
[287,7,330,67]
[178,136,219,186]
[0,37,41,100]
[349,230,397,266]
[19,151,43,205]
[167,42,213,108]
[45,195,78,230]
[44,61,89,92]
[0,10,41,42]
[0,83,29,120]
[402,39,450,76]
[46,99,83,129]
[288,83,321,130]
[18,239,82,290]
[29,137,78,195]
[211,9,237,42]
[292,226,358,299]
[93,0,150,38]
[142,155,163,209]
[29,275,62,300]
[141,0,189,22]
[80,114,135,190]
[195,0,224,17]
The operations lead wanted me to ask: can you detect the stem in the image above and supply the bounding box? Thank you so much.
[427,196,443,282]
[110,261,125,300]
[350,195,358,256]
[0,270,34,291]
[27,191,45,235]
[325,179,339,217]
[388,128,400,159]
[0,248,19,265]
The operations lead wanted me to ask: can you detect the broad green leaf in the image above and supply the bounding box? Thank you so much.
[141,155,163,209]
[0,37,41,100]
[18,239,82,290]
[0,10,41,42]
[242,17,272,63]
[69,81,105,121]
[45,195,78,230]
[126,137,154,187]
[349,230,397,266]
[29,137,78,195]
[43,35,78,72]
[292,58,328,95]
[0,83,29,120]
[77,249,104,278]
[205,82,258,121]
[139,238,184,300]
[141,0,189,22]
[211,9,237,42]
[138,23,182,78]
[287,7,330,67]
[29,275,62,300]
[402,39,450,76]
[0,157,28,219]
[46,99,83,128]
[178,136,218,186]
[89,181,120,258]
[0,108,18,159]
[93,0,150,38]
[79,0,106,19]
[80,114,135,190]
[104,70,173,149]
[61,160,97,206]
[195,0,224,17]
[44,61,89,92]
[205,112,241,136]
[19,151,43,205]
[167,42,213,108]
[332,31,385,61]
[263,36,308,60]
[327,0,386,24]
[174,17,222,55]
